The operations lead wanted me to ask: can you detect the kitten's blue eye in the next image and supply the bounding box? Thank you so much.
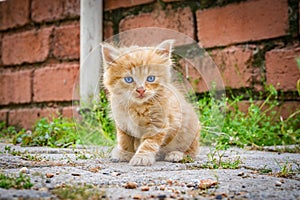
[146,75,155,82]
[124,77,134,83]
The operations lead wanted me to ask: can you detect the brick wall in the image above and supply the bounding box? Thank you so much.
[0,0,299,129]
[104,0,300,118]
[0,0,80,129]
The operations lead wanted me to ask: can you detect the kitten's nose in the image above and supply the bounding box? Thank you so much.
[136,87,145,95]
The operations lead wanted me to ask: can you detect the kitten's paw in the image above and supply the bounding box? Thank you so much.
[165,151,184,162]
[129,153,155,166]
[111,147,134,162]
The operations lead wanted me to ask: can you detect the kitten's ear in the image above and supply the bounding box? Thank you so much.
[155,39,175,58]
[101,43,120,65]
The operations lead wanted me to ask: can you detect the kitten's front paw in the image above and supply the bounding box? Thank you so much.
[129,153,155,166]
[165,151,184,162]
[111,147,134,162]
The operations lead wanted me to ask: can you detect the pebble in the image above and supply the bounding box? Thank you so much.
[237,172,244,176]
[167,179,173,186]
[186,182,195,188]
[46,173,54,178]
[39,187,48,192]
[141,186,150,191]
[159,185,166,191]
[133,194,142,199]
[71,173,81,176]
[275,181,282,187]
[124,181,138,189]
[19,167,29,174]
[157,194,167,199]
[198,179,218,189]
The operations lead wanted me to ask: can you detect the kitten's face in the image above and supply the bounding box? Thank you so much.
[102,40,174,104]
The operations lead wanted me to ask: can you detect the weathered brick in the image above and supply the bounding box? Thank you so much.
[0,70,32,105]
[0,0,30,30]
[53,24,80,59]
[33,64,79,102]
[0,109,8,123]
[63,0,80,18]
[104,0,154,11]
[179,59,209,93]
[104,21,114,40]
[61,106,80,119]
[9,108,59,130]
[211,47,254,89]
[265,46,300,91]
[2,28,52,65]
[31,0,63,22]
[119,7,194,46]
[196,0,289,48]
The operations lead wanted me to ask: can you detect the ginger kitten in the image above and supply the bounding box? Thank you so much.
[102,40,200,166]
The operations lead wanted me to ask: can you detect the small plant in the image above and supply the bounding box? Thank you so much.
[202,148,241,169]
[52,184,106,200]
[0,173,33,189]
[0,122,25,142]
[13,117,79,148]
[258,165,273,174]
[179,155,195,163]
[76,89,116,146]
[275,160,295,178]
[199,84,300,148]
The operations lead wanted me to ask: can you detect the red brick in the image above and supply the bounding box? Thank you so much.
[119,7,194,46]
[104,21,114,40]
[0,70,32,105]
[196,0,289,48]
[2,28,52,65]
[211,47,254,89]
[179,59,209,93]
[53,24,80,59]
[63,0,80,18]
[61,106,80,119]
[0,0,30,30]
[104,0,154,11]
[265,46,300,91]
[0,109,8,123]
[9,108,59,130]
[31,0,63,23]
[33,64,79,102]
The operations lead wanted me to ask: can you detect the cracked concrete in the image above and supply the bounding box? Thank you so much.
[0,143,299,199]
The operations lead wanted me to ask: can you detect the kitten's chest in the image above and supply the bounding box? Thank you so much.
[112,103,153,138]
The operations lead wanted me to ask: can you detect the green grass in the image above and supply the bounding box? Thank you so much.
[13,117,79,148]
[0,85,299,150]
[199,85,300,149]
[0,173,33,189]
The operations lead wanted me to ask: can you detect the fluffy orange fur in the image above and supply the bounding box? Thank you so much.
[102,40,200,166]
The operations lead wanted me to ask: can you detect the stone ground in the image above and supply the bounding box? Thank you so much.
[0,143,299,200]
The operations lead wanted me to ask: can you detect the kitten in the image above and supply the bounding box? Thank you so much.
[102,40,200,166]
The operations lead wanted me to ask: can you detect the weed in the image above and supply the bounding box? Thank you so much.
[275,160,295,178]
[179,155,195,163]
[52,184,106,200]
[258,165,273,174]
[0,122,25,142]
[199,84,300,148]
[13,117,79,148]
[76,89,116,146]
[0,173,33,189]
[202,148,241,169]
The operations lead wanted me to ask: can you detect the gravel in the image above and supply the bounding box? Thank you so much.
[0,143,299,199]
